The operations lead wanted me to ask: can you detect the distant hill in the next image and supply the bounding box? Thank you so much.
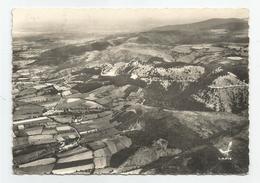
[151,18,248,32]
[135,18,249,45]
[27,18,249,72]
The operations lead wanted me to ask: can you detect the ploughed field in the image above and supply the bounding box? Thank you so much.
[12,18,249,174]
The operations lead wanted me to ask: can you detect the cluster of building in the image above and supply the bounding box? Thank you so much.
[13,111,132,174]
[12,69,135,174]
[11,39,147,174]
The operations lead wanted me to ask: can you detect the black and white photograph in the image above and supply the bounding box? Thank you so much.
[11,8,249,175]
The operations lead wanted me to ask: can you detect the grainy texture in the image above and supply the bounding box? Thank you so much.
[12,9,249,175]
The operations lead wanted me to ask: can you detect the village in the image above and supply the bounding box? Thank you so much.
[11,14,250,174]
[12,45,138,174]
[12,36,249,174]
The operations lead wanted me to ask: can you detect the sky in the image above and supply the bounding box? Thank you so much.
[12,8,249,34]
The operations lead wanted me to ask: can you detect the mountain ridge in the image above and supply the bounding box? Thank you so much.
[149,18,248,32]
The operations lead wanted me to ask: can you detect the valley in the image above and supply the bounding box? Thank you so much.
[12,18,249,175]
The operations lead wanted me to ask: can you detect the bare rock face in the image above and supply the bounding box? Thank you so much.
[192,72,248,113]
[12,17,249,175]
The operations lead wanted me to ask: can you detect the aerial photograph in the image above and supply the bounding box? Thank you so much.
[12,9,249,175]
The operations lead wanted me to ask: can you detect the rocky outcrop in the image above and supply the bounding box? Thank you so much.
[192,72,248,112]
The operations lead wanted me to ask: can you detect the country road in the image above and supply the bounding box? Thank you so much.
[208,84,249,89]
